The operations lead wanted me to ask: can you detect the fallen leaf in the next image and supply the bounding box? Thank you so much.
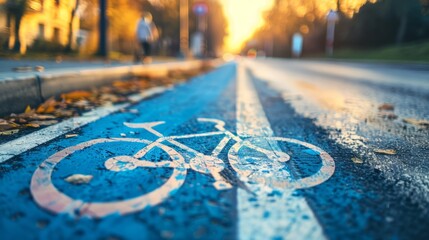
[374,149,397,155]
[72,100,90,108]
[54,109,74,117]
[30,114,56,120]
[0,129,19,135]
[37,97,58,114]
[351,157,363,164]
[0,122,18,131]
[379,112,398,120]
[378,103,395,111]
[403,118,429,127]
[65,134,78,138]
[24,105,33,113]
[64,174,93,185]
[29,120,58,126]
[25,123,40,128]
[61,91,92,101]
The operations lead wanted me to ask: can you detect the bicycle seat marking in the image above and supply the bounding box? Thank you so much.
[31,118,335,218]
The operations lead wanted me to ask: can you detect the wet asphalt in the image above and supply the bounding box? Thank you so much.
[0,59,428,239]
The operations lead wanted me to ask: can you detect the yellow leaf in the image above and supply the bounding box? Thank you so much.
[351,157,363,164]
[64,174,93,185]
[65,134,78,138]
[61,91,92,101]
[374,149,397,155]
[0,129,19,135]
[24,105,32,113]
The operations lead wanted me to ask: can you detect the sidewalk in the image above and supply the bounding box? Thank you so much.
[0,58,174,81]
[0,57,219,116]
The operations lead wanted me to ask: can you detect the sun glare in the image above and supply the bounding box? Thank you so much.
[219,0,275,53]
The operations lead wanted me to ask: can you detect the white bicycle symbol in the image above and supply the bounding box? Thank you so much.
[31,118,335,218]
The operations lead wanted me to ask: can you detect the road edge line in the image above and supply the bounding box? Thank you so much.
[0,86,169,164]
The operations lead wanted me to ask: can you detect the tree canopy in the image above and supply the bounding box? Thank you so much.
[245,0,429,57]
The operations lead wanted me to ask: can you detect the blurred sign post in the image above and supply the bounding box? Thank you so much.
[292,33,303,58]
[326,10,339,57]
[180,0,189,58]
[191,1,208,57]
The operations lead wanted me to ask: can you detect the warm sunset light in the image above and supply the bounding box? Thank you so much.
[219,0,275,53]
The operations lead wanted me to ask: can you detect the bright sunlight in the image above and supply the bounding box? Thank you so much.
[219,0,275,53]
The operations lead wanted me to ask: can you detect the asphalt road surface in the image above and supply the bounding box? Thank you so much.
[0,59,428,240]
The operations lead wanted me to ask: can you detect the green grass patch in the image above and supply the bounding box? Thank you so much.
[331,41,429,63]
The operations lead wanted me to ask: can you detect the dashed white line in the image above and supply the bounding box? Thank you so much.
[236,63,326,240]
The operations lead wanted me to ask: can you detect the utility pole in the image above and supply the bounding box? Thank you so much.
[326,10,339,56]
[179,0,189,58]
[98,0,108,58]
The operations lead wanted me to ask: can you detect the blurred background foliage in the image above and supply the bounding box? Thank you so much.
[1,0,227,58]
[245,0,429,58]
[1,0,428,60]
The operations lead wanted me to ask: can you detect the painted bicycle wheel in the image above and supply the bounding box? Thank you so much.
[228,137,335,190]
[31,138,186,218]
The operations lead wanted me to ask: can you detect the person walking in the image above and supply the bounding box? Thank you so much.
[135,13,158,63]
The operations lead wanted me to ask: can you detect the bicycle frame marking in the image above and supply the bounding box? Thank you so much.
[31,118,334,218]
[31,138,187,218]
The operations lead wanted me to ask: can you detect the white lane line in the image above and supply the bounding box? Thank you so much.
[236,64,326,240]
[0,86,169,164]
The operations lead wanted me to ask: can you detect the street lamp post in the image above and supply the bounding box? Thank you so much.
[179,0,189,58]
[98,0,108,58]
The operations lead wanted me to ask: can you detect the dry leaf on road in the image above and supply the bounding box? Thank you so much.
[378,103,395,111]
[25,123,40,128]
[403,118,429,127]
[64,174,93,185]
[352,157,363,164]
[0,129,19,135]
[374,149,397,155]
[29,120,58,126]
[65,134,78,138]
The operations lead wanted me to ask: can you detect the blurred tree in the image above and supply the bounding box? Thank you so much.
[75,0,227,56]
[5,0,27,52]
[108,0,141,54]
[248,0,429,56]
[342,0,428,47]
[66,0,80,52]
[386,0,424,45]
[422,0,429,14]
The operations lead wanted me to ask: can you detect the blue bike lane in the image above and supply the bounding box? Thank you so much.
[0,63,239,239]
[0,61,427,240]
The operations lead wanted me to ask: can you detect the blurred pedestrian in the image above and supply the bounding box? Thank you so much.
[135,12,158,63]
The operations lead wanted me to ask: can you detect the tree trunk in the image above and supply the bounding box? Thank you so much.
[5,12,11,50]
[396,14,408,45]
[12,14,22,52]
[66,0,80,52]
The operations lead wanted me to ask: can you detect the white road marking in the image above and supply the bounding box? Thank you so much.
[0,86,169,164]
[236,63,326,240]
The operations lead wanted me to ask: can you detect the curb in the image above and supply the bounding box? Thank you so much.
[0,59,222,116]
